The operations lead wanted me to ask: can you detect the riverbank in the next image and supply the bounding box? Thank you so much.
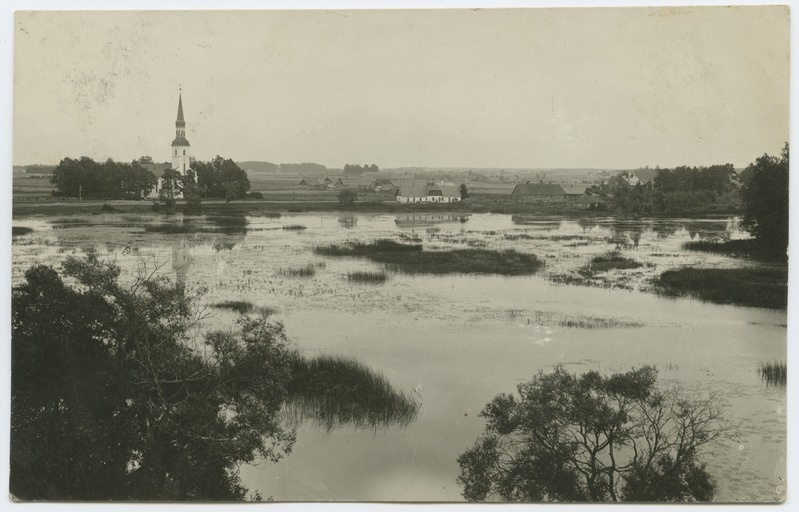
[12,197,745,219]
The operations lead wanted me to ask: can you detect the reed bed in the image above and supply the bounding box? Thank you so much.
[143,223,197,234]
[210,300,276,316]
[347,271,388,284]
[758,360,786,387]
[284,354,420,430]
[315,239,542,275]
[211,300,256,314]
[279,264,316,278]
[586,252,644,272]
[12,226,34,236]
[657,267,787,309]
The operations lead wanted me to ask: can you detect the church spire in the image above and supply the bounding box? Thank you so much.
[176,93,185,125]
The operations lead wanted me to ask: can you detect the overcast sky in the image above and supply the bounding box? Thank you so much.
[13,7,789,169]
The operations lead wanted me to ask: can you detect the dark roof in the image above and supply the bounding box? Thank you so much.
[140,163,173,174]
[171,136,190,147]
[371,178,394,186]
[397,183,460,198]
[562,184,589,195]
[511,183,566,196]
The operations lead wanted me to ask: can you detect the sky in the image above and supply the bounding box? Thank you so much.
[13,6,790,169]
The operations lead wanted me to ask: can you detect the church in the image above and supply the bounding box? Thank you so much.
[145,91,192,199]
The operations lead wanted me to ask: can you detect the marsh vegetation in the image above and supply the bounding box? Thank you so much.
[285,354,420,430]
[315,239,543,275]
[758,360,786,387]
[657,267,787,309]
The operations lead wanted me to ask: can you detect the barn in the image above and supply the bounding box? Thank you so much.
[510,182,567,204]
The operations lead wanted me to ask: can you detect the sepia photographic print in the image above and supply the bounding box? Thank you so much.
[5,2,793,508]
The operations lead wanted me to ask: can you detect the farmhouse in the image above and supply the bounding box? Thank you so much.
[298,177,333,190]
[370,178,395,191]
[396,182,461,203]
[510,182,566,204]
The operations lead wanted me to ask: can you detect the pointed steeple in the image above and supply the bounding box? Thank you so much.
[172,89,190,147]
[176,93,185,127]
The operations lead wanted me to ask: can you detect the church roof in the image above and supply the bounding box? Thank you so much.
[172,137,190,147]
[176,94,185,126]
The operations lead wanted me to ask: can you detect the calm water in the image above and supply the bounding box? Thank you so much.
[11,212,787,502]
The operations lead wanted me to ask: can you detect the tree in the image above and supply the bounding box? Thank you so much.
[181,169,203,214]
[50,157,156,200]
[193,156,250,200]
[741,143,789,256]
[457,366,731,503]
[158,169,182,211]
[338,189,357,207]
[11,254,297,500]
[460,183,469,200]
[137,156,154,164]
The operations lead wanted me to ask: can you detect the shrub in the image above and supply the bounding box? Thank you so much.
[457,366,731,502]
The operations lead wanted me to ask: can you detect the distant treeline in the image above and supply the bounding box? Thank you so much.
[343,164,379,175]
[50,157,158,200]
[279,162,327,174]
[611,164,739,214]
[49,155,250,201]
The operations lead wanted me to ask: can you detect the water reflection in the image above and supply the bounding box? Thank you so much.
[338,214,358,229]
[395,213,470,228]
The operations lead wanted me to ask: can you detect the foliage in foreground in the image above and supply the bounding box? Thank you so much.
[657,267,787,309]
[457,366,731,503]
[10,255,416,501]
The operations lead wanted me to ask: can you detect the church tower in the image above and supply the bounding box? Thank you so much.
[171,92,191,175]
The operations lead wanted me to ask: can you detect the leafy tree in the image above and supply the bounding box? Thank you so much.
[741,143,789,256]
[137,156,154,164]
[50,157,156,200]
[11,254,297,500]
[460,183,469,200]
[338,189,357,206]
[181,169,203,215]
[193,156,250,200]
[158,169,182,211]
[457,366,731,503]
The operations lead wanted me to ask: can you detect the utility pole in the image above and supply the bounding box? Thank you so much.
[79,184,82,201]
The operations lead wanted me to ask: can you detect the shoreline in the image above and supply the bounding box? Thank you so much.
[12,198,745,218]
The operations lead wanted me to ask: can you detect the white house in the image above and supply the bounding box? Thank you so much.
[396,182,461,203]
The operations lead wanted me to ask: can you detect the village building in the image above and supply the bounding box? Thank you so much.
[297,177,333,190]
[509,182,567,204]
[370,178,395,191]
[395,181,461,203]
[147,92,192,199]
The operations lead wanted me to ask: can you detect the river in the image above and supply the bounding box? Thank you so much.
[11,212,787,502]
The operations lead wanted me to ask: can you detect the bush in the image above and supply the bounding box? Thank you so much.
[457,366,731,502]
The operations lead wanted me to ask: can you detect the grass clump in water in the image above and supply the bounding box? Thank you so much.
[758,360,786,387]
[144,223,197,234]
[559,314,644,329]
[347,271,388,284]
[285,354,420,430]
[279,264,316,278]
[12,226,34,236]
[282,224,307,231]
[683,239,786,263]
[657,267,787,309]
[315,239,542,275]
[211,300,256,314]
[585,252,644,272]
